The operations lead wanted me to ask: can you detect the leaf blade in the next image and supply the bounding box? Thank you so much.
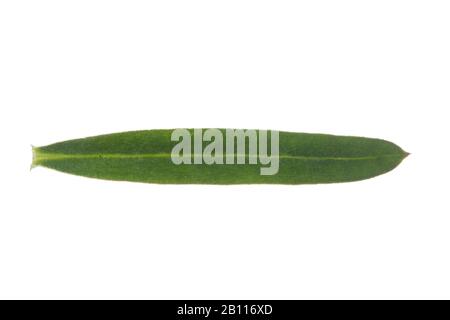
[32,129,408,184]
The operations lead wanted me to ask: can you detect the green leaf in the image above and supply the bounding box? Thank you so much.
[32,129,408,184]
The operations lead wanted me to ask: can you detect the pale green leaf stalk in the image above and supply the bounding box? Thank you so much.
[32,129,408,184]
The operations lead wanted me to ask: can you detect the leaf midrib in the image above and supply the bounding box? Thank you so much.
[34,151,404,162]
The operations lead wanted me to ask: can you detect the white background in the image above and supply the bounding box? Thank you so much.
[0,1,449,299]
